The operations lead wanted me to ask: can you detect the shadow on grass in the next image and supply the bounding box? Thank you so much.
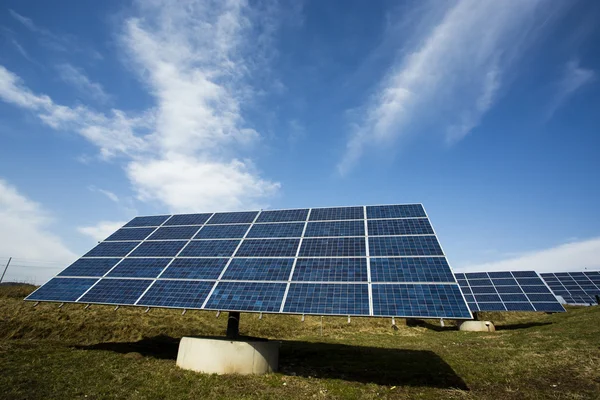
[495,322,552,330]
[75,335,468,389]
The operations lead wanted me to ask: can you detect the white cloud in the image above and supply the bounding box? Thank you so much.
[88,185,119,203]
[0,1,281,214]
[56,64,111,104]
[127,156,280,213]
[0,178,77,284]
[338,0,568,175]
[457,237,600,274]
[546,59,595,119]
[77,221,126,242]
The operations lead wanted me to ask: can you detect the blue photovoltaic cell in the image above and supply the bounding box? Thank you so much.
[515,278,544,286]
[148,226,200,240]
[372,284,471,318]
[236,239,300,257]
[84,241,139,257]
[179,240,240,257]
[164,213,212,226]
[283,283,369,315]
[309,206,364,221]
[106,258,171,278]
[206,211,258,225]
[370,257,454,283]
[368,236,443,256]
[512,271,538,278]
[195,224,250,239]
[540,272,600,305]
[124,215,170,227]
[457,271,565,312]
[292,258,368,282]
[468,279,493,286]
[505,302,535,311]
[476,294,501,302]
[58,258,119,277]
[161,258,228,279]
[222,258,294,281]
[205,282,287,312]
[533,302,567,312]
[304,220,365,237]
[491,278,518,286]
[79,278,153,304]
[137,280,214,308]
[256,209,309,223]
[499,294,528,302]
[129,241,187,257]
[366,204,426,219]
[488,272,513,278]
[246,223,305,238]
[299,237,365,257]
[106,227,155,241]
[367,219,434,236]
[26,278,98,302]
[477,303,506,311]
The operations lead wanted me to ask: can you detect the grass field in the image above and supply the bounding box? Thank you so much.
[1,284,599,399]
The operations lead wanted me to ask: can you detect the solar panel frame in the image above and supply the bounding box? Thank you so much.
[25,203,473,320]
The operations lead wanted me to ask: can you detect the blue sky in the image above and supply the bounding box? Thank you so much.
[0,0,599,283]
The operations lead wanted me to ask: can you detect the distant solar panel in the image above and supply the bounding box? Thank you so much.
[455,271,565,312]
[540,272,600,305]
[26,204,472,320]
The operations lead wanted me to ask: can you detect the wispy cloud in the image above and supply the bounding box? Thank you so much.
[0,178,76,283]
[9,9,103,59]
[457,237,600,273]
[0,0,282,213]
[338,0,568,175]
[546,59,595,119]
[56,64,111,104]
[78,221,126,242]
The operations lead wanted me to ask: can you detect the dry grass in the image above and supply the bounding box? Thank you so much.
[1,285,599,399]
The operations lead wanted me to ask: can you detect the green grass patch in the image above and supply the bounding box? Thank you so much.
[1,285,599,399]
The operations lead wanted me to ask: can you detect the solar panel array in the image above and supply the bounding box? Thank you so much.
[455,271,565,313]
[26,204,472,319]
[540,272,600,305]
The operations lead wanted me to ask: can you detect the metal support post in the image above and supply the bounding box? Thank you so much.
[0,257,12,283]
[226,312,240,339]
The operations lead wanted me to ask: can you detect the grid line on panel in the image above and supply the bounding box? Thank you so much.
[133,215,214,305]
[201,211,263,310]
[279,208,312,312]
[364,205,373,316]
[74,216,175,303]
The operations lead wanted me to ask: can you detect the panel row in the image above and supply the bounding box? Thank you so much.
[455,271,565,312]
[540,271,600,305]
[108,218,435,241]
[57,257,456,282]
[122,204,428,227]
[26,278,470,318]
[86,236,444,258]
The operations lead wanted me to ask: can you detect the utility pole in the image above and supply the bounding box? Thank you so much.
[0,257,12,283]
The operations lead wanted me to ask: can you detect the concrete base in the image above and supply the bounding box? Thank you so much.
[458,321,496,332]
[176,337,279,375]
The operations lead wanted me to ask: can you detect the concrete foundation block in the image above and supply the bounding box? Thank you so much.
[458,321,496,332]
[176,337,279,375]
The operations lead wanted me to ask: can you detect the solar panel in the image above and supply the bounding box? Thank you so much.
[25,203,472,320]
[540,271,600,305]
[455,271,565,312]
